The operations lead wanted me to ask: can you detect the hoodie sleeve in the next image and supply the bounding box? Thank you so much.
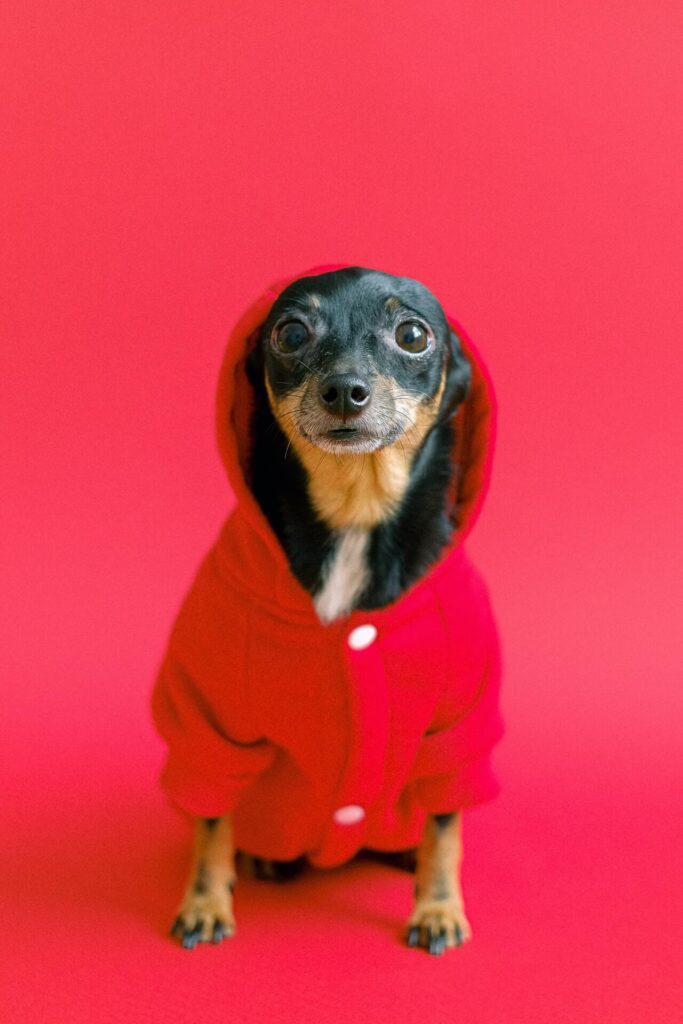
[151,547,276,819]
[410,632,505,813]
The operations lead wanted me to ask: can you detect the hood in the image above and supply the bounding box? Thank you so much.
[215,264,497,592]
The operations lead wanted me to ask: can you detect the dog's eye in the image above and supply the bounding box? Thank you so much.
[274,320,310,354]
[395,322,430,354]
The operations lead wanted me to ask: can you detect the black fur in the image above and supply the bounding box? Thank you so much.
[247,267,471,610]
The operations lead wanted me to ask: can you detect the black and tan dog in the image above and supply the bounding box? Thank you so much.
[171,267,478,954]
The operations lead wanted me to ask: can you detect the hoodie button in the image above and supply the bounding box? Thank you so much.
[333,804,366,826]
[347,624,377,650]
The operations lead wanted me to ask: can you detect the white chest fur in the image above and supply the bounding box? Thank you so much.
[313,528,370,624]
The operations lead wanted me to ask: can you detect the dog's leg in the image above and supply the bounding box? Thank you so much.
[170,815,236,949]
[406,811,472,955]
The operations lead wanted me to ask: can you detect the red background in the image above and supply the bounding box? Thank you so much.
[2,3,682,1021]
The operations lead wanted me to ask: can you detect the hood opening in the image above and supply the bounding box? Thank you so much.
[216,266,496,564]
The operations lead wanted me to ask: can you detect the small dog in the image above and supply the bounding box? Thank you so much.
[153,267,504,955]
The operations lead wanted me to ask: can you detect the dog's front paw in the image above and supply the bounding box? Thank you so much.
[406,899,472,955]
[170,890,235,950]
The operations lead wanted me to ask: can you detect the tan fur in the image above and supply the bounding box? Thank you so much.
[266,370,446,529]
[175,814,236,941]
[409,812,472,947]
[384,296,401,313]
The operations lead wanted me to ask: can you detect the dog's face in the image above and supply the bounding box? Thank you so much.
[254,267,471,455]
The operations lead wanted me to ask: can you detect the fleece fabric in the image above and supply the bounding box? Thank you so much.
[151,266,505,868]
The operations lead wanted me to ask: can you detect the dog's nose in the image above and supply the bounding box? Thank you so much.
[318,373,370,418]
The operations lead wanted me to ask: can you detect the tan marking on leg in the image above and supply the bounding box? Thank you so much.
[408,812,472,952]
[265,370,446,529]
[173,815,236,946]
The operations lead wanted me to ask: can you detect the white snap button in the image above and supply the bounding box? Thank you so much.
[347,624,377,650]
[332,804,366,826]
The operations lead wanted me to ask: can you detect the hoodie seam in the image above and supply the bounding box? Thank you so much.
[428,579,452,718]
[242,603,260,735]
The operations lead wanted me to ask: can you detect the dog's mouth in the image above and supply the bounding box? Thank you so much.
[304,422,406,454]
[272,381,421,455]
[327,426,361,439]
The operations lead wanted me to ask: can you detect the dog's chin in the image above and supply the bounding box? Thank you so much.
[302,425,405,455]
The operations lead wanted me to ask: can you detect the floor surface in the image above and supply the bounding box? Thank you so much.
[2,699,680,1024]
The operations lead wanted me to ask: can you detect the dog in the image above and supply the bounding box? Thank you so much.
[152,266,504,955]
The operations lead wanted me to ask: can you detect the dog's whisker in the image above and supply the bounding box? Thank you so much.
[273,410,301,426]
[388,414,413,434]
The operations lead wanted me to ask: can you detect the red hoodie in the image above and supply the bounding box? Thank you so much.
[151,267,505,868]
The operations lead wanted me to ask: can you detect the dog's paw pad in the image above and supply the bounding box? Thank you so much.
[171,893,235,949]
[406,900,471,955]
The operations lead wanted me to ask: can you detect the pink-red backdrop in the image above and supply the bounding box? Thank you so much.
[2,3,681,1022]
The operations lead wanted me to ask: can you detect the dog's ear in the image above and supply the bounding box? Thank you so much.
[439,330,472,420]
